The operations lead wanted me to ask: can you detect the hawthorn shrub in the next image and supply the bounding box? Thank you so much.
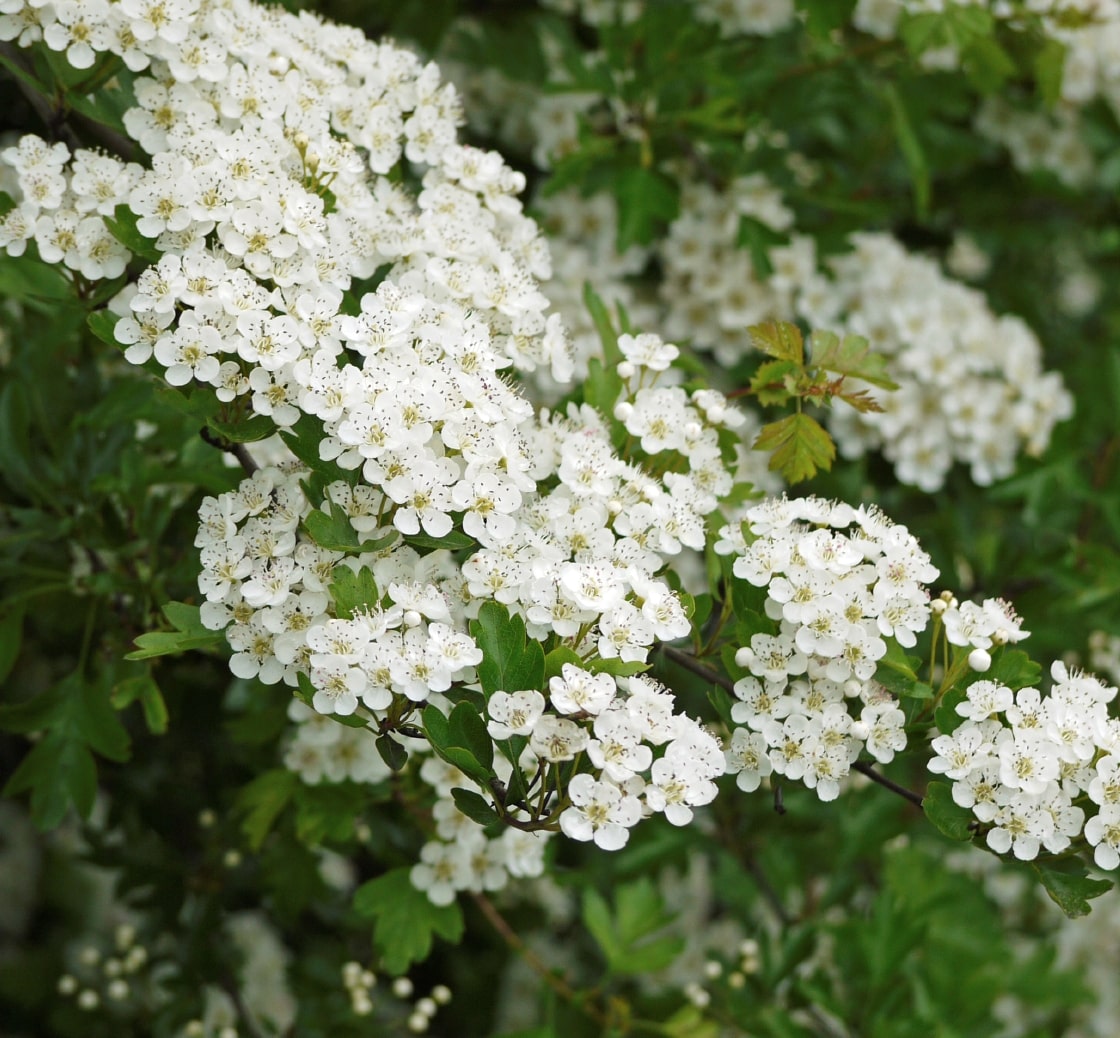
[3,1,1120,1036]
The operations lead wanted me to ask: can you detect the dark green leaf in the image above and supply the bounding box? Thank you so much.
[451,787,501,826]
[376,733,409,772]
[236,769,298,850]
[615,166,679,251]
[1032,861,1113,918]
[329,565,381,619]
[922,780,973,842]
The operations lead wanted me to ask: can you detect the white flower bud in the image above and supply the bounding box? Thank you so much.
[342,962,363,989]
[613,401,633,422]
[431,985,452,1005]
[107,979,129,1001]
[850,720,870,741]
[930,598,947,616]
[77,989,100,1011]
[392,977,414,998]
[403,610,422,628]
[58,975,78,996]
[703,960,722,979]
[408,1012,429,1033]
[734,647,755,668]
[843,679,862,697]
[968,648,991,672]
[617,361,635,379]
[684,421,702,439]
[707,404,726,423]
[992,628,1009,646]
[223,849,242,868]
[416,996,437,1017]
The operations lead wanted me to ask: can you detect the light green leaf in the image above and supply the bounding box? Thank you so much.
[808,330,898,390]
[753,413,836,484]
[354,868,464,975]
[748,321,804,364]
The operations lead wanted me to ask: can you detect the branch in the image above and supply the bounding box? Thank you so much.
[659,644,927,810]
[852,760,924,810]
[471,892,607,1027]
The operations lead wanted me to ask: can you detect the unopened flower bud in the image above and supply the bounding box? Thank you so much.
[431,985,451,1005]
[706,404,726,423]
[968,648,992,672]
[77,989,100,1011]
[613,401,633,422]
[403,609,422,628]
[992,628,1009,646]
[223,849,242,868]
[107,979,129,1001]
[843,679,862,697]
[392,977,414,998]
[58,975,78,996]
[407,1012,429,1033]
[684,421,702,439]
[617,361,635,379]
[930,599,947,616]
[416,996,437,1017]
[734,647,755,668]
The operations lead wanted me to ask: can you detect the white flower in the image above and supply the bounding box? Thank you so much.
[559,774,642,850]
[486,690,545,740]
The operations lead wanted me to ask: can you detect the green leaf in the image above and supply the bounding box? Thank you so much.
[808,330,898,390]
[748,321,804,364]
[354,868,464,975]
[753,413,836,484]
[305,501,395,554]
[0,253,74,304]
[749,359,800,406]
[1034,37,1067,108]
[376,733,409,772]
[585,657,648,677]
[103,204,161,263]
[451,787,501,826]
[449,700,494,773]
[882,83,930,220]
[544,646,584,683]
[1032,861,1113,918]
[962,35,1017,95]
[922,780,974,842]
[206,412,276,445]
[4,733,97,829]
[472,601,535,695]
[422,705,492,788]
[0,602,25,685]
[615,166,679,251]
[737,215,789,279]
[402,529,476,552]
[329,565,381,619]
[584,284,623,367]
[125,602,224,660]
[581,879,683,976]
[934,685,969,735]
[873,640,930,699]
[986,648,1041,690]
[236,769,298,850]
[87,309,122,350]
[294,782,367,844]
[899,6,993,55]
[582,355,625,421]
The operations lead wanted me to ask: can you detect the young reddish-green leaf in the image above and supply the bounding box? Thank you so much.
[748,320,804,364]
[753,412,836,484]
[808,330,898,390]
[749,359,800,406]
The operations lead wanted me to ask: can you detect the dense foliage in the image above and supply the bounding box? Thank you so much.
[4,0,1120,1036]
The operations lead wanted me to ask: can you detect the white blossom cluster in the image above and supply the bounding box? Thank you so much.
[533,189,657,382]
[929,662,1120,868]
[1,0,572,391]
[409,750,552,907]
[692,0,797,35]
[653,180,1073,491]
[974,98,1096,189]
[716,496,936,800]
[805,233,1074,490]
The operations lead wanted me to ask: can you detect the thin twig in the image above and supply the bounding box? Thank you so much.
[852,760,924,810]
[471,892,607,1026]
[660,644,927,810]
